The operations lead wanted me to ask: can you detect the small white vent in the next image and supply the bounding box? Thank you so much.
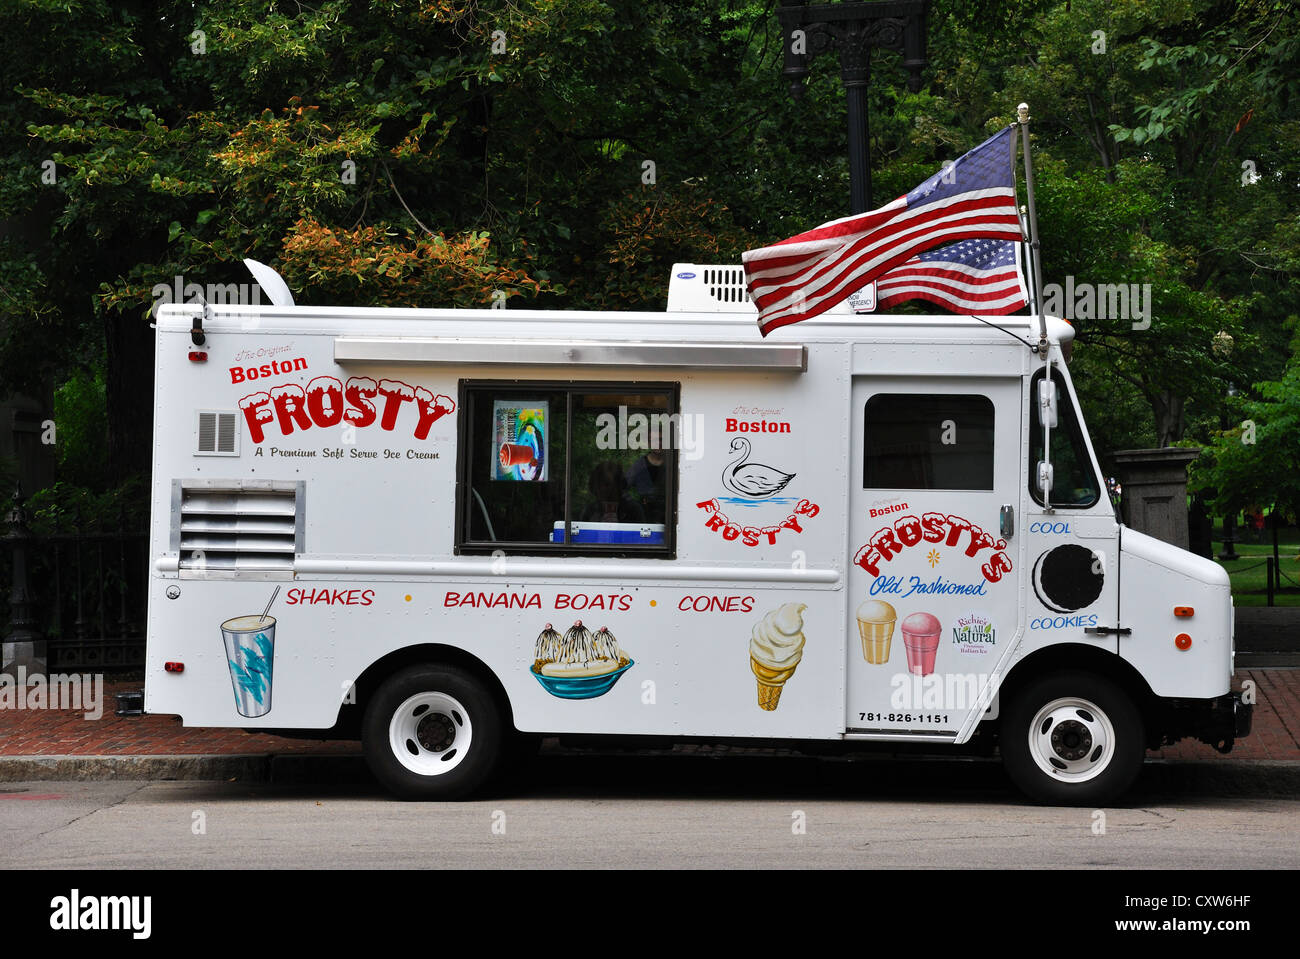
[667,263,756,313]
[666,262,870,314]
[196,411,239,456]
[176,482,301,573]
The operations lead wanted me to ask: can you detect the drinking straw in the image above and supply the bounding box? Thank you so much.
[260,586,280,623]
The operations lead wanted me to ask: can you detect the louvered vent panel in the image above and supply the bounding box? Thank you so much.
[179,487,297,571]
[195,411,239,455]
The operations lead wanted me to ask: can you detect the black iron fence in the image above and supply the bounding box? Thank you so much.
[3,487,147,670]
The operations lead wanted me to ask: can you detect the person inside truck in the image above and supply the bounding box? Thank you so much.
[583,461,646,524]
[626,448,668,517]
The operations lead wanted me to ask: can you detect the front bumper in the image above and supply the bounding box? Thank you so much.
[1160,691,1252,753]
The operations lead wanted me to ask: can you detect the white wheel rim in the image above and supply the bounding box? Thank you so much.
[1027,696,1115,784]
[388,692,473,777]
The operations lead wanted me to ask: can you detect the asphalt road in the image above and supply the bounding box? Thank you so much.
[2,754,1298,869]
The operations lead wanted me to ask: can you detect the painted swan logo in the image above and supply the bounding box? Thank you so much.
[721,437,796,498]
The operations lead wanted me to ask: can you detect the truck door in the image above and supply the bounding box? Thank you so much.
[1020,363,1123,663]
[846,375,1025,741]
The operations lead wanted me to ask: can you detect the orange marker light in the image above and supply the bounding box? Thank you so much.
[1175,633,1192,651]
[1174,607,1194,618]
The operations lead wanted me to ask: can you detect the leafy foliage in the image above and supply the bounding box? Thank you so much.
[0,0,1294,509]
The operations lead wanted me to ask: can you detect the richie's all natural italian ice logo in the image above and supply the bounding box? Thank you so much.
[239,376,454,443]
[952,612,996,654]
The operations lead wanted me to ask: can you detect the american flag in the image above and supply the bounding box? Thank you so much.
[742,125,1024,336]
[875,238,1028,314]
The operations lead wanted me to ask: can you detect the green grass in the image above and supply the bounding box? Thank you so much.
[1210,533,1300,607]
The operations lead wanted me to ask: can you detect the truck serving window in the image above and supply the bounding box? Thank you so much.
[456,382,677,556]
[863,393,995,490]
[1028,368,1100,508]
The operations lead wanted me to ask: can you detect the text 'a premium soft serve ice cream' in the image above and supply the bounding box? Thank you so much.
[749,603,807,711]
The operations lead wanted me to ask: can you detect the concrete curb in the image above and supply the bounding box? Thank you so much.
[0,753,368,784]
[1,752,1297,797]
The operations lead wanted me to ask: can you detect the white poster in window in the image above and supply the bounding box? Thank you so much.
[492,401,548,481]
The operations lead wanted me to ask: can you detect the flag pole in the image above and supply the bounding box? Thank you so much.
[1017,103,1048,353]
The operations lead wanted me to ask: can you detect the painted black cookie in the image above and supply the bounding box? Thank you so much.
[1032,544,1104,613]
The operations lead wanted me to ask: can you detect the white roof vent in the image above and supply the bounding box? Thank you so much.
[666,264,755,313]
[667,263,872,314]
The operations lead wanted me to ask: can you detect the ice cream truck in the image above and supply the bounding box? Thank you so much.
[145,261,1251,804]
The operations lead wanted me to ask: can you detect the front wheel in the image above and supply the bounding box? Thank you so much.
[1000,671,1145,805]
[362,664,504,800]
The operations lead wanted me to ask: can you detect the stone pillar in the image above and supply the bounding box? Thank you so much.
[1112,447,1202,550]
[3,485,45,676]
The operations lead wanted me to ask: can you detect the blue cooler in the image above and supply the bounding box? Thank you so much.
[551,521,666,545]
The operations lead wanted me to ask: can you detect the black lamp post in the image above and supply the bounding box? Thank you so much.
[777,0,929,214]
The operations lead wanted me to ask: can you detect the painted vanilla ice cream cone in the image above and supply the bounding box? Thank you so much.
[856,599,896,664]
[749,603,807,711]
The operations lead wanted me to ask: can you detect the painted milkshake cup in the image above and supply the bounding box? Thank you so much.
[856,599,896,664]
[901,611,942,677]
[220,615,276,718]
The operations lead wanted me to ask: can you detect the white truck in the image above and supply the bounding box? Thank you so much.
[145,263,1251,803]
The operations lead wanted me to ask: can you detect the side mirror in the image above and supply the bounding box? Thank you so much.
[1037,461,1054,496]
[1037,378,1058,428]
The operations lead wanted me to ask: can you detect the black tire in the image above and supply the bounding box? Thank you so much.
[362,664,504,800]
[1000,671,1145,806]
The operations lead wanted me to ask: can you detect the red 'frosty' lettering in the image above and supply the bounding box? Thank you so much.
[413,387,455,440]
[964,524,997,558]
[853,511,1012,583]
[305,377,344,427]
[270,385,312,435]
[344,377,379,428]
[239,391,274,444]
[894,514,923,547]
[377,379,414,432]
[920,512,947,543]
[854,544,884,576]
[943,514,972,547]
[869,526,903,560]
[982,551,1014,583]
[696,499,818,546]
[239,375,457,443]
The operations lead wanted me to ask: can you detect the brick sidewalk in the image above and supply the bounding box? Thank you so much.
[0,671,1295,761]
[0,681,357,757]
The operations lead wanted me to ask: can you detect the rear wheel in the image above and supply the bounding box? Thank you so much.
[362,664,504,800]
[1001,671,1145,805]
